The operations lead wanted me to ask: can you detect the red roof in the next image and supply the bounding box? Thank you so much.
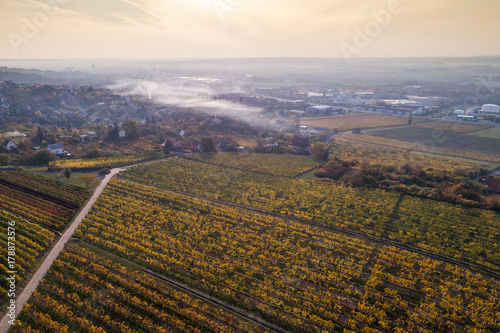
[485,177,500,192]
[291,136,310,149]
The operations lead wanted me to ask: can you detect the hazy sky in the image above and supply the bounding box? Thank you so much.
[1,0,499,59]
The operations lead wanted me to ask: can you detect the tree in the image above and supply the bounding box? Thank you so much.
[122,120,141,139]
[64,167,71,181]
[163,140,173,154]
[22,149,56,165]
[107,124,119,140]
[310,142,329,162]
[79,173,98,188]
[408,111,413,126]
[36,126,44,141]
[200,137,216,152]
[0,153,10,166]
[84,145,103,158]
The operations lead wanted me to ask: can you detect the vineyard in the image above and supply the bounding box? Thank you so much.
[300,113,425,131]
[48,152,163,170]
[415,121,493,133]
[120,158,500,271]
[0,210,55,307]
[0,169,88,206]
[0,169,89,231]
[12,243,268,333]
[184,153,315,177]
[0,183,74,230]
[102,138,159,154]
[64,178,500,332]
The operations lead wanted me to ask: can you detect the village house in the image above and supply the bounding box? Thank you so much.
[191,140,202,152]
[79,135,90,143]
[47,143,65,155]
[3,139,18,151]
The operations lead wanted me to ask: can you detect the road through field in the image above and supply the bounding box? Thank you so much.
[0,168,122,333]
[0,158,284,333]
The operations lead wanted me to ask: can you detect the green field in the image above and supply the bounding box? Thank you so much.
[469,125,500,139]
[38,171,101,191]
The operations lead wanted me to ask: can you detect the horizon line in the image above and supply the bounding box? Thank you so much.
[1,55,500,62]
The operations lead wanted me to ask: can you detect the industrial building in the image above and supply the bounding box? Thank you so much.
[481,104,500,113]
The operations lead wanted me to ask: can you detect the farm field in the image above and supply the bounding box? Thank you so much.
[0,210,55,312]
[67,178,500,332]
[101,138,159,154]
[335,132,500,163]
[415,121,493,133]
[328,143,483,170]
[469,125,500,139]
[300,113,425,131]
[335,133,416,151]
[49,152,163,170]
[12,243,268,333]
[184,153,315,177]
[369,127,500,156]
[39,170,101,191]
[121,158,500,271]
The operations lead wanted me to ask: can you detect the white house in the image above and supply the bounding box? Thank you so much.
[212,116,221,125]
[47,143,65,155]
[79,135,89,143]
[3,140,17,151]
[118,130,126,138]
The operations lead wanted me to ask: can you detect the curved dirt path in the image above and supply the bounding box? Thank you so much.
[0,168,122,333]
